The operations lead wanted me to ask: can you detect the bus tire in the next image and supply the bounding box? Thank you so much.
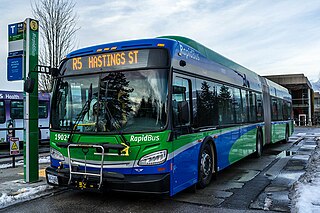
[255,130,263,158]
[197,142,214,189]
[283,125,289,144]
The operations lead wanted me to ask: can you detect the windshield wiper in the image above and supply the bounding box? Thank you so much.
[68,83,93,143]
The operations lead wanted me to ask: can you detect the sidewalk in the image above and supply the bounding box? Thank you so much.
[291,132,320,212]
[0,154,58,209]
[249,131,318,212]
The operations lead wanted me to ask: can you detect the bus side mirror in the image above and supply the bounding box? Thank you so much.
[50,68,60,77]
[24,77,35,93]
[178,101,189,124]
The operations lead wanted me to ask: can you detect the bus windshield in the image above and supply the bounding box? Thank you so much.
[51,69,168,133]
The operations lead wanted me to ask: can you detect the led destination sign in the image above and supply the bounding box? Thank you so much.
[65,49,168,75]
[72,50,141,70]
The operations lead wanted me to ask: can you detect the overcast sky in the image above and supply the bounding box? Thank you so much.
[1,0,320,91]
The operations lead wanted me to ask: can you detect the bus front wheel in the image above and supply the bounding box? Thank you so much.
[197,142,214,189]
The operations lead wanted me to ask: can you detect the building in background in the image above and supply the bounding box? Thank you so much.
[314,92,320,126]
[264,74,313,126]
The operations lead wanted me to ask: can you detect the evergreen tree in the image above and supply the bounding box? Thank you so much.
[101,72,133,128]
[196,81,217,127]
[218,85,232,123]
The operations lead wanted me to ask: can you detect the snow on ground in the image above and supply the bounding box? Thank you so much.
[292,140,320,213]
[0,155,53,209]
[38,155,50,164]
[0,184,53,209]
[0,156,50,169]
[295,179,320,212]
[0,160,24,169]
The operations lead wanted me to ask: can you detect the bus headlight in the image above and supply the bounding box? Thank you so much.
[138,150,167,166]
[50,148,65,161]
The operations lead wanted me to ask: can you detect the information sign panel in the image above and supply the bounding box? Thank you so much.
[10,137,20,155]
[7,56,23,81]
[7,22,24,81]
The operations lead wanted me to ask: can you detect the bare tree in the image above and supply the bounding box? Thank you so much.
[32,0,79,92]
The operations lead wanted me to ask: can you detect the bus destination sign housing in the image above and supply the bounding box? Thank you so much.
[64,49,168,75]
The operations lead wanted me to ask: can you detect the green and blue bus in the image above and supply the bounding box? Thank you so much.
[46,36,293,196]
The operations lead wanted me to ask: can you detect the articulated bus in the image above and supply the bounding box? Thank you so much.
[0,91,50,145]
[46,36,293,196]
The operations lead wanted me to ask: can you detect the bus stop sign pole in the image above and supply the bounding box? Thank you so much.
[23,18,39,183]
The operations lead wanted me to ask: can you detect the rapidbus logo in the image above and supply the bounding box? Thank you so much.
[130,135,160,143]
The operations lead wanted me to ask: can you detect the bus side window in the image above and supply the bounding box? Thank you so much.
[271,98,278,121]
[10,100,24,119]
[277,99,283,120]
[241,90,249,123]
[218,85,234,125]
[0,101,5,124]
[256,93,263,121]
[248,91,257,122]
[283,100,289,120]
[233,88,242,123]
[193,79,218,128]
[39,101,49,119]
[172,76,191,129]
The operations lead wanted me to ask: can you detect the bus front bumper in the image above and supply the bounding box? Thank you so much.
[45,166,170,194]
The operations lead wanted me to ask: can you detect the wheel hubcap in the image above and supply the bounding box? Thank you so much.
[257,139,261,154]
[201,152,212,177]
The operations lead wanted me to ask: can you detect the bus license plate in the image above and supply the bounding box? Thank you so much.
[47,174,59,185]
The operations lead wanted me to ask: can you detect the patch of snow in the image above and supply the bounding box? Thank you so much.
[295,180,320,213]
[0,185,53,209]
[0,161,24,169]
[38,156,50,164]
[292,140,320,213]
[263,196,272,210]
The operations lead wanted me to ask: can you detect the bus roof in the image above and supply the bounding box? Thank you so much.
[160,35,260,81]
[66,38,177,58]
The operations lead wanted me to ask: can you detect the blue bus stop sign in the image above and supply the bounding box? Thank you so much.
[7,56,23,81]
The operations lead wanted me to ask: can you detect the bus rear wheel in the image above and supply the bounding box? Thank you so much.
[255,130,263,158]
[197,142,214,189]
[283,125,289,144]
